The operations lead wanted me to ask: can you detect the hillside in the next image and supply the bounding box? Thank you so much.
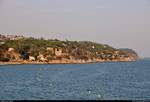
[0,34,139,64]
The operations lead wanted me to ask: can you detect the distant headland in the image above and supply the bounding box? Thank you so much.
[0,34,139,65]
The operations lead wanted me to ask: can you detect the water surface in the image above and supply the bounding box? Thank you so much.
[0,59,150,100]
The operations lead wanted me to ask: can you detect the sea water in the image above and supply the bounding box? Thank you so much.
[0,59,150,100]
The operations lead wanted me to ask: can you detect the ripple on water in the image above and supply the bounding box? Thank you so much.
[0,60,150,100]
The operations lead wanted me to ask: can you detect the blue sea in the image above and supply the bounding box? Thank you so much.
[0,59,150,100]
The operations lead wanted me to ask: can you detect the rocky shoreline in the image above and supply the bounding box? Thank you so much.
[0,58,138,65]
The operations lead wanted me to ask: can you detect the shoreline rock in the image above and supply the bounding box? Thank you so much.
[0,59,138,66]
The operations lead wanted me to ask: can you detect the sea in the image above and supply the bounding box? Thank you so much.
[0,59,150,100]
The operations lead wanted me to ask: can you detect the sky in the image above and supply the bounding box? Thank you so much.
[0,0,150,58]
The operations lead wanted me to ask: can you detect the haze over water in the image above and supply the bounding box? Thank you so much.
[0,0,150,57]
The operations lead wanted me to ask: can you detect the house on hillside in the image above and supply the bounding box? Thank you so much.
[46,47,55,54]
[8,48,15,52]
[46,47,64,56]
[54,47,63,56]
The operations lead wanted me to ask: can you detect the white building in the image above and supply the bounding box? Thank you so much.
[8,48,15,52]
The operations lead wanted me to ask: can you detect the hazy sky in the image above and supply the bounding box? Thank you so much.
[0,0,150,57]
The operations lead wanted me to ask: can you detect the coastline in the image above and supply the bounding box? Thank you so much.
[0,34,139,66]
[0,59,137,66]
